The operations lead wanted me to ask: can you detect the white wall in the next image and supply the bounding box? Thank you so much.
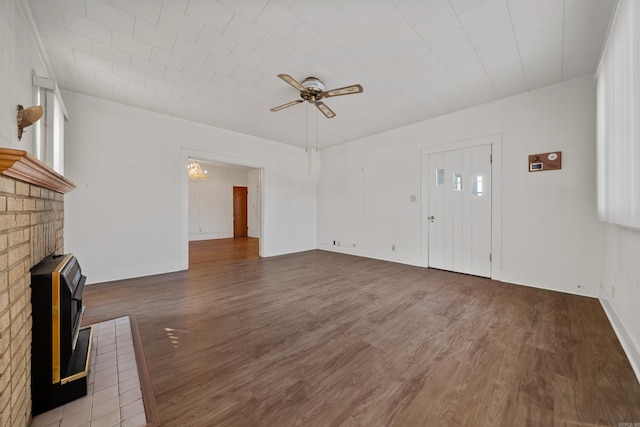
[600,225,640,380]
[188,165,249,241]
[248,168,261,238]
[0,0,50,152]
[319,75,602,297]
[63,91,317,284]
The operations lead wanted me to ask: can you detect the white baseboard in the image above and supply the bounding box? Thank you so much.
[599,288,640,385]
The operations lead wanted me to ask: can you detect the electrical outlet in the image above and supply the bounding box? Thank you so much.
[392,244,396,251]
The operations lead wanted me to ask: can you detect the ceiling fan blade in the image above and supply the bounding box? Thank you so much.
[277,74,306,92]
[323,84,363,98]
[270,99,304,112]
[315,101,336,119]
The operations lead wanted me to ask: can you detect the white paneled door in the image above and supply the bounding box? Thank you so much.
[427,144,492,277]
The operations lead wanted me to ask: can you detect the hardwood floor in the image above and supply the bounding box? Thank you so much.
[189,237,259,267]
[82,250,640,426]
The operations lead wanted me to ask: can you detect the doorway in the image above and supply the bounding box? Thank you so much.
[233,186,248,238]
[183,156,263,268]
[426,144,492,277]
[421,135,502,279]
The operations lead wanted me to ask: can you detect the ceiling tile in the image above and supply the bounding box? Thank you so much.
[62,11,112,44]
[375,20,417,52]
[131,56,165,78]
[43,40,75,62]
[451,62,498,105]
[219,0,270,22]
[340,31,379,61]
[231,66,263,86]
[285,23,324,56]
[184,1,234,31]
[43,22,92,51]
[458,0,509,34]
[183,62,216,83]
[134,17,176,51]
[414,5,461,44]
[308,42,347,67]
[110,0,162,24]
[316,11,361,45]
[354,0,404,37]
[203,53,237,76]
[394,0,449,26]
[224,14,267,49]
[85,0,135,36]
[290,1,340,29]
[150,47,187,71]
[196,27,236,57]
[112,63,146,83]
[126,80,157,98]
[30,1,65,27]
[256,7,299,41]
[162,68,193,86]
[112,30,153,59]
[172,38,209,64]
[254,34,292,64]
[158,6,203,42]
[91,40,132,66]
[145,75,175,92]
[73,49,112,72]
[161,0,189,14]
[48,0,85,11]
[449,0,486,15]
[227,44,264,69]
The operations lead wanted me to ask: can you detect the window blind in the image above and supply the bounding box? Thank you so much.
[597,0,640,229]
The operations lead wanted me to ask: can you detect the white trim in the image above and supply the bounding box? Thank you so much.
[599,286,640,384]
[16,0,69,118]
[180,148,266,270]
[420,133,503,281]
[189,232,233,241]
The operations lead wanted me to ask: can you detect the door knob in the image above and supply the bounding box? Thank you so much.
[428,215,435,222]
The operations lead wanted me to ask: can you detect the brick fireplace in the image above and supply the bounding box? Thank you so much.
[0,148,74,427]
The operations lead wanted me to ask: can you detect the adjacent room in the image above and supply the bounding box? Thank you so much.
[1,0,639,426]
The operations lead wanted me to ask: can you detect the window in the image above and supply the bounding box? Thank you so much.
[472,175,483,196]
[453,173,462,191]
[33,76,66,174]
[596,0,640,229]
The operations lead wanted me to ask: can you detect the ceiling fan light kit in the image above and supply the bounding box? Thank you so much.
[270,74,363,118]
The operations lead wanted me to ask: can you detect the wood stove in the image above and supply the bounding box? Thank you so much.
[30,254,92,415]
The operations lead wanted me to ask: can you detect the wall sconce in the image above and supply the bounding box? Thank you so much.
[17,105,43,141]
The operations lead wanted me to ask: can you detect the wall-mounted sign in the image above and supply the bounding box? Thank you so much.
[528,151,562,172]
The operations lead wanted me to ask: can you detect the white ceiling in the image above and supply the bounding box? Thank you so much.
[27,0,615,149]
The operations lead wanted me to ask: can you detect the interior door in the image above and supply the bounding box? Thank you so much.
[233,186,248,238]
[427,144,492,277]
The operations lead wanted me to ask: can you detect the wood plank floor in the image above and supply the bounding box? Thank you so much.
[189,237,259,267]
[82,250,640,426]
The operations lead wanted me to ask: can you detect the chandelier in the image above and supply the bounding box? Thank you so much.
[188,161,207,181]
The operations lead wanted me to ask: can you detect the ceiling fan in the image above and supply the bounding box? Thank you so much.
[270,74,363,118]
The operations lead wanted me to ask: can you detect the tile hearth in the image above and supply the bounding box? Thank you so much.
[30,317,147,427]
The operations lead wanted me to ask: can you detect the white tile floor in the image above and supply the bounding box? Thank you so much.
[30,317,148,427]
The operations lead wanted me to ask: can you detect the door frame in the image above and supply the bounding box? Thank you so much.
[420,134,503,281]
[180,148,267,270]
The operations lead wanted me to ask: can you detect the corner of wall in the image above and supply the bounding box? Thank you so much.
[599,286,640,384]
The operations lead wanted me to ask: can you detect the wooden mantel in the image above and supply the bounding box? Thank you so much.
[0,148,75,193]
